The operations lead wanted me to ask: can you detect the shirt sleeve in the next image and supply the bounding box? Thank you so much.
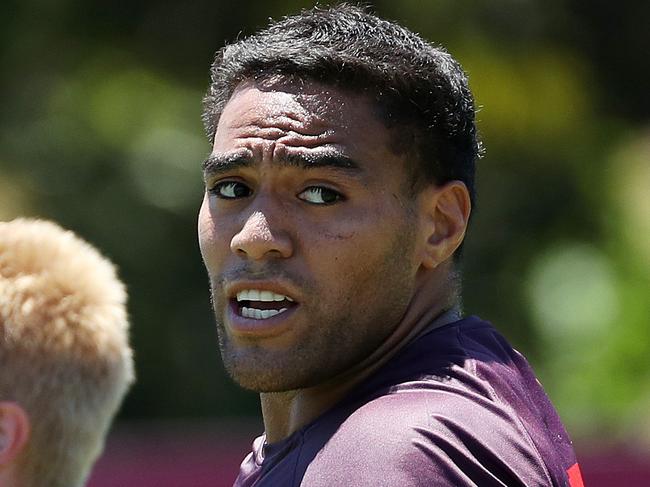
[299,391,554,487]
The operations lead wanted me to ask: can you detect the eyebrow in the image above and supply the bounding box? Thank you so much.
[202,152,254,177]
[202,150,361,178]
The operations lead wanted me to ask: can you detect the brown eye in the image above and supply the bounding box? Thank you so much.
[212,181,252,199]
[298,186,343,205]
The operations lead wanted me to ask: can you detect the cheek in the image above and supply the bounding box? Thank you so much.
[325,208,398,253]
[337,207,417,272]
[198,197,224,269]
[311,220,398,280]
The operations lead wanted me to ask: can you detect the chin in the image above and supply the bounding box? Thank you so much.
[226,363,304,393]
[220,345,336,393]
[217,343,298,393]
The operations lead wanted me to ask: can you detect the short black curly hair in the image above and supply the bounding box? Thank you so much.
[203,4,481,205]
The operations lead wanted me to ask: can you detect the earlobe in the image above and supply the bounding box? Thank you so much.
[419,181,471,269]
[0,402,30,466]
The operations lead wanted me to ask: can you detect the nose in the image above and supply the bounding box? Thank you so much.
[230,210,294,260]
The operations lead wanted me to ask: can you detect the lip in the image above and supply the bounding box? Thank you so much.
[226,300,299,337]
[224,280,301,338]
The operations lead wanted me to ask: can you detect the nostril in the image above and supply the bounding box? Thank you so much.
[230,212,294,259]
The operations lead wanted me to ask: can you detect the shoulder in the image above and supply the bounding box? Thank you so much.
[301,376,553,486]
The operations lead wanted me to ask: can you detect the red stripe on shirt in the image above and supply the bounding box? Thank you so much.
[567,463,585,487]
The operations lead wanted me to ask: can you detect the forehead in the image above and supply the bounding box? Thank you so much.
[213,79,394,158]
[222,78,366,121]
[224,80,351,124]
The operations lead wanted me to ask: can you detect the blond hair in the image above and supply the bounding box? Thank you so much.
[0,218,134,487]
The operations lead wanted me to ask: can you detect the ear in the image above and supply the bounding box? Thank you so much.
[417,181,471,269]
[0,402,30,467]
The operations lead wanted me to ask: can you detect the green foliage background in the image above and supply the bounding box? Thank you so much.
[1,0,648,447]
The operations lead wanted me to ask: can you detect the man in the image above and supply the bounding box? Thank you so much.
[0,218,134,487]
[199,5,584,486]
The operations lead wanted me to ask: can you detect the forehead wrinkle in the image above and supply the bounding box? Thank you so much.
[257,109,336,138]
[227,112,334,142]
[221,83,358,153]
[244,87,345,133]
[214,81,387,179]
[227,116,338,152]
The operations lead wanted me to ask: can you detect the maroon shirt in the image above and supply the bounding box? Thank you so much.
[235,316,584,486]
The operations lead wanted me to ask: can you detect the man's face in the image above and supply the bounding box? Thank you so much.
[198,79,426,392]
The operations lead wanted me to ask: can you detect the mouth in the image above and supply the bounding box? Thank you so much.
[232,289,297,320]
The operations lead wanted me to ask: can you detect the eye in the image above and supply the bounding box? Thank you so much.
[298,186,343,205]
[210,181,252,199]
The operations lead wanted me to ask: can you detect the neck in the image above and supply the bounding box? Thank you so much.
[260,264,459,443]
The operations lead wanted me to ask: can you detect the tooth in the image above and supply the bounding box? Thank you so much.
[237,291,246,302]
[236,289,295,304]
[240,307,290,320]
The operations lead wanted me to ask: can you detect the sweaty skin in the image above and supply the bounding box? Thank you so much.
[198,79,470,442]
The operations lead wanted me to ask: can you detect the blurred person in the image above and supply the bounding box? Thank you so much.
[199,5,583,486]
[0,218,134,487]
